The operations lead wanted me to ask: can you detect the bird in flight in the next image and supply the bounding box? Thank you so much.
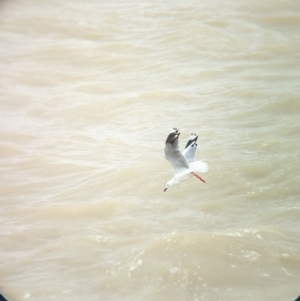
[164,128,208,192]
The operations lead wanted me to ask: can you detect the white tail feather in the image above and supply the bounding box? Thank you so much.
[190,161,208,173]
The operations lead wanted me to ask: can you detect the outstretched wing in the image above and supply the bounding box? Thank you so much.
[164,128,189,173]
[182,133,198,164]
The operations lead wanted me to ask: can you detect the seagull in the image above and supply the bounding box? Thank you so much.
[164,128,208,192]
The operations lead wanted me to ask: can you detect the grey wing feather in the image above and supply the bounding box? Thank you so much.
[182,142,197,164]
[182,133,198,164]
[164,128,189,173]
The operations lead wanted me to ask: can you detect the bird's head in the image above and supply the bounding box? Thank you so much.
[164,179,176,192]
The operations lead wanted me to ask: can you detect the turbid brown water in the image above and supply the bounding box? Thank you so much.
[0,0,300,300]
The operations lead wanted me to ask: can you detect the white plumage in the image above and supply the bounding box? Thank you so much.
[164,128,208,192]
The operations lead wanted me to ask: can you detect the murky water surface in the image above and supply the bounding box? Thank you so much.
[1,0,300,300]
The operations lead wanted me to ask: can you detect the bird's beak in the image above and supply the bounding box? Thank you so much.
[164,187,168,192]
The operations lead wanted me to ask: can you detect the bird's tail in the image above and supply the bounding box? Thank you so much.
[190,160,209,173]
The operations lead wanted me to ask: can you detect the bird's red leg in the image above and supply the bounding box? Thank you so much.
[191,172,206,183]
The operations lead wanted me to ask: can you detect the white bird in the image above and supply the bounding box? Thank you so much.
[164,128,208,192]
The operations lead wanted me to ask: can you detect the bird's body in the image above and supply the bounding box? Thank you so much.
[164,128,208,192]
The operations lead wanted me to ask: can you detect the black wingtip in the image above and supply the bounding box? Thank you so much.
[0,294,9,301]
[166,128,180,145]
[185,133,198,149]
